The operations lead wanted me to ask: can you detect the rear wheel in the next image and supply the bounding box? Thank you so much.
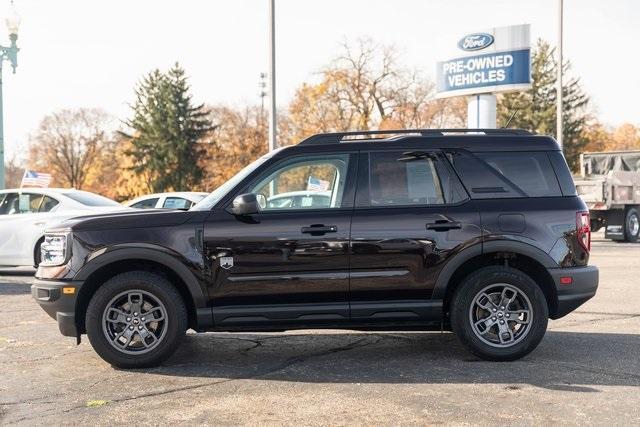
[450,266,548,361]
[86,271,187,368]
[623,208,640,243]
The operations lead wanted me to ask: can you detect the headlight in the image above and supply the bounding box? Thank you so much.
[40,233,70,266]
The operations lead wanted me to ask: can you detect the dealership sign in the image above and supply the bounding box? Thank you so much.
[436,24,531,98]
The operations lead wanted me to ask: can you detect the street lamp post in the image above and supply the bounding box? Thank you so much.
[0,4,20,189]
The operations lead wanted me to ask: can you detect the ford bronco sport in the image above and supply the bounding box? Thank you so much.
[32,129,598,368]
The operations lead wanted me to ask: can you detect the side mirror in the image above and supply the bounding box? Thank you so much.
[231,193,263,215]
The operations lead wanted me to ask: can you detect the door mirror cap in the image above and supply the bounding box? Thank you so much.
[231,193,264,215]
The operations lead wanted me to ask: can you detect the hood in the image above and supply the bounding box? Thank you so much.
[53,209,201,232]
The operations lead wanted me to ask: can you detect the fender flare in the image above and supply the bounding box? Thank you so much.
[432,240,558,300]
[74,246,207,307]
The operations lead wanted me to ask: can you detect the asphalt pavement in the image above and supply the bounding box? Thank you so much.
[1,233,639,425]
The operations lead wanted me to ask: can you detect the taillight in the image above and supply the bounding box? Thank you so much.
[577,211,591,252]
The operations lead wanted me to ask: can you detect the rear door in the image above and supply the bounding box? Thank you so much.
[349,149,482,323]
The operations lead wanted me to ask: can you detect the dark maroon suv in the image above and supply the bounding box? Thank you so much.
[32,129,598,368]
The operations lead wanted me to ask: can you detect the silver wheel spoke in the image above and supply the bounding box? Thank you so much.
[507,309,530,324]
[105,308,128,324]
[103,289,168,355]
[114,328,135,349]
[474,316,496,334]
[127,292,143,315]
[476,293,498,311]
[469,283,533,348]
[497,321,515,345]
[498,288,518,310]
[141,306,165,322]
[138,328,158,348]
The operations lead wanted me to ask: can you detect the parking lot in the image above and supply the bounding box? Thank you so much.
[1,233,638,426]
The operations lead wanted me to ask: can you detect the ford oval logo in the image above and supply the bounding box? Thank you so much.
[458,33,494,51]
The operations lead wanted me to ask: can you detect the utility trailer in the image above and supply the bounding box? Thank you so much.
[574,150,640,242]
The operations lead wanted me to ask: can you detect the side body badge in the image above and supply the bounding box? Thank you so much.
[220,256,234,270]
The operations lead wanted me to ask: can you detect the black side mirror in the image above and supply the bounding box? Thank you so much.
[231,193,263,215]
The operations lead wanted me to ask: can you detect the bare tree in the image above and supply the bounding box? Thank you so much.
[28,108,115,189]
[285,38,467,145]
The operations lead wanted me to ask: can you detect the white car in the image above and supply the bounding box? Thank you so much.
[0,188,125,267]
[266,191,332,209]
[124,192,208,210]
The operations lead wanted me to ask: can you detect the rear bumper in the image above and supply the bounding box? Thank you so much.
[31,279,83,337]
[547,265,599,319]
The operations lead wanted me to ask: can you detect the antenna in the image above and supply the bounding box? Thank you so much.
[503,108,519,128]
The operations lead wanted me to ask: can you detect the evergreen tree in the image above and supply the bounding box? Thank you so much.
[497,39,589,170]
[121,63,212,192]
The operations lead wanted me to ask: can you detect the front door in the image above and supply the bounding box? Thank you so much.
[203,152,357,328]
[349,150,482,323]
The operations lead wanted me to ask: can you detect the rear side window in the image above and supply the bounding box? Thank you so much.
[548,151,577,196]
[65,191,120,207]
[364,151,466,207]
[131,198,159,209]
[449,151,562,198]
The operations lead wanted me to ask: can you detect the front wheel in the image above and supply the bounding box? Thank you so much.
[86,271,187,368]
[450,266,548,361]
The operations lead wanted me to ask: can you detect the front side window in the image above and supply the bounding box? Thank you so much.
[0,193,18,215]
[367,151,465,207]
[249,154,350,211]
[163,197,191,209]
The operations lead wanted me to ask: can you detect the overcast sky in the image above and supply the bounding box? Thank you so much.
[2,0,639,159]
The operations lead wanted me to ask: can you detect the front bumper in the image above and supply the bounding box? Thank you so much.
[31,279,83,337]
[547,265,599,319]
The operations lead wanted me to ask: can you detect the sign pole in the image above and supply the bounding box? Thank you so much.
[467,94,497,129]
[267,0,277,152]
[556,0,564,149]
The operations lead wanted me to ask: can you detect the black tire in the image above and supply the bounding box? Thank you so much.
[33,238,43,268]
[450,266,548,361]
[86,271,187,369]
[623,208,640,243]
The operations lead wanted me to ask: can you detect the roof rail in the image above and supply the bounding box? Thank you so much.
[298,128,533,145]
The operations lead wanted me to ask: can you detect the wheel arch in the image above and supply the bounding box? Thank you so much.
[434,241,559,317]
[74,248,208,333]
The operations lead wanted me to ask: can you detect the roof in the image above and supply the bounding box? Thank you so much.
[0,187,79,194]
[292,128,560,152]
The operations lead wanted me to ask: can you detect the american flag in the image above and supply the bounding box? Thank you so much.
[21,170,52,188]
[307,176,330,192]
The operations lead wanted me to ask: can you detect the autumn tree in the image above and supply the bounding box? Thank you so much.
[199,105,267,190]
[28,108,115,189]
[121,63,213,193]
[611,123,640,151]
[285,38,466,145]
[497,39,590,169]
[3,156,24,188]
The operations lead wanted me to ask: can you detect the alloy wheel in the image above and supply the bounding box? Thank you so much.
[468,283,533,348]
[102,289,168,355]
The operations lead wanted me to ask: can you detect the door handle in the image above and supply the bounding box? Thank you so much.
[301,224,337,235]
[426,220,462,231]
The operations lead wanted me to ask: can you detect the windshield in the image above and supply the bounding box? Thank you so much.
[64,190,121,207]
[191,152,276,211]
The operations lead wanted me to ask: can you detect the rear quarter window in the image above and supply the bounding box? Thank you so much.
[449,151,562,198]
[548,151,577,196]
